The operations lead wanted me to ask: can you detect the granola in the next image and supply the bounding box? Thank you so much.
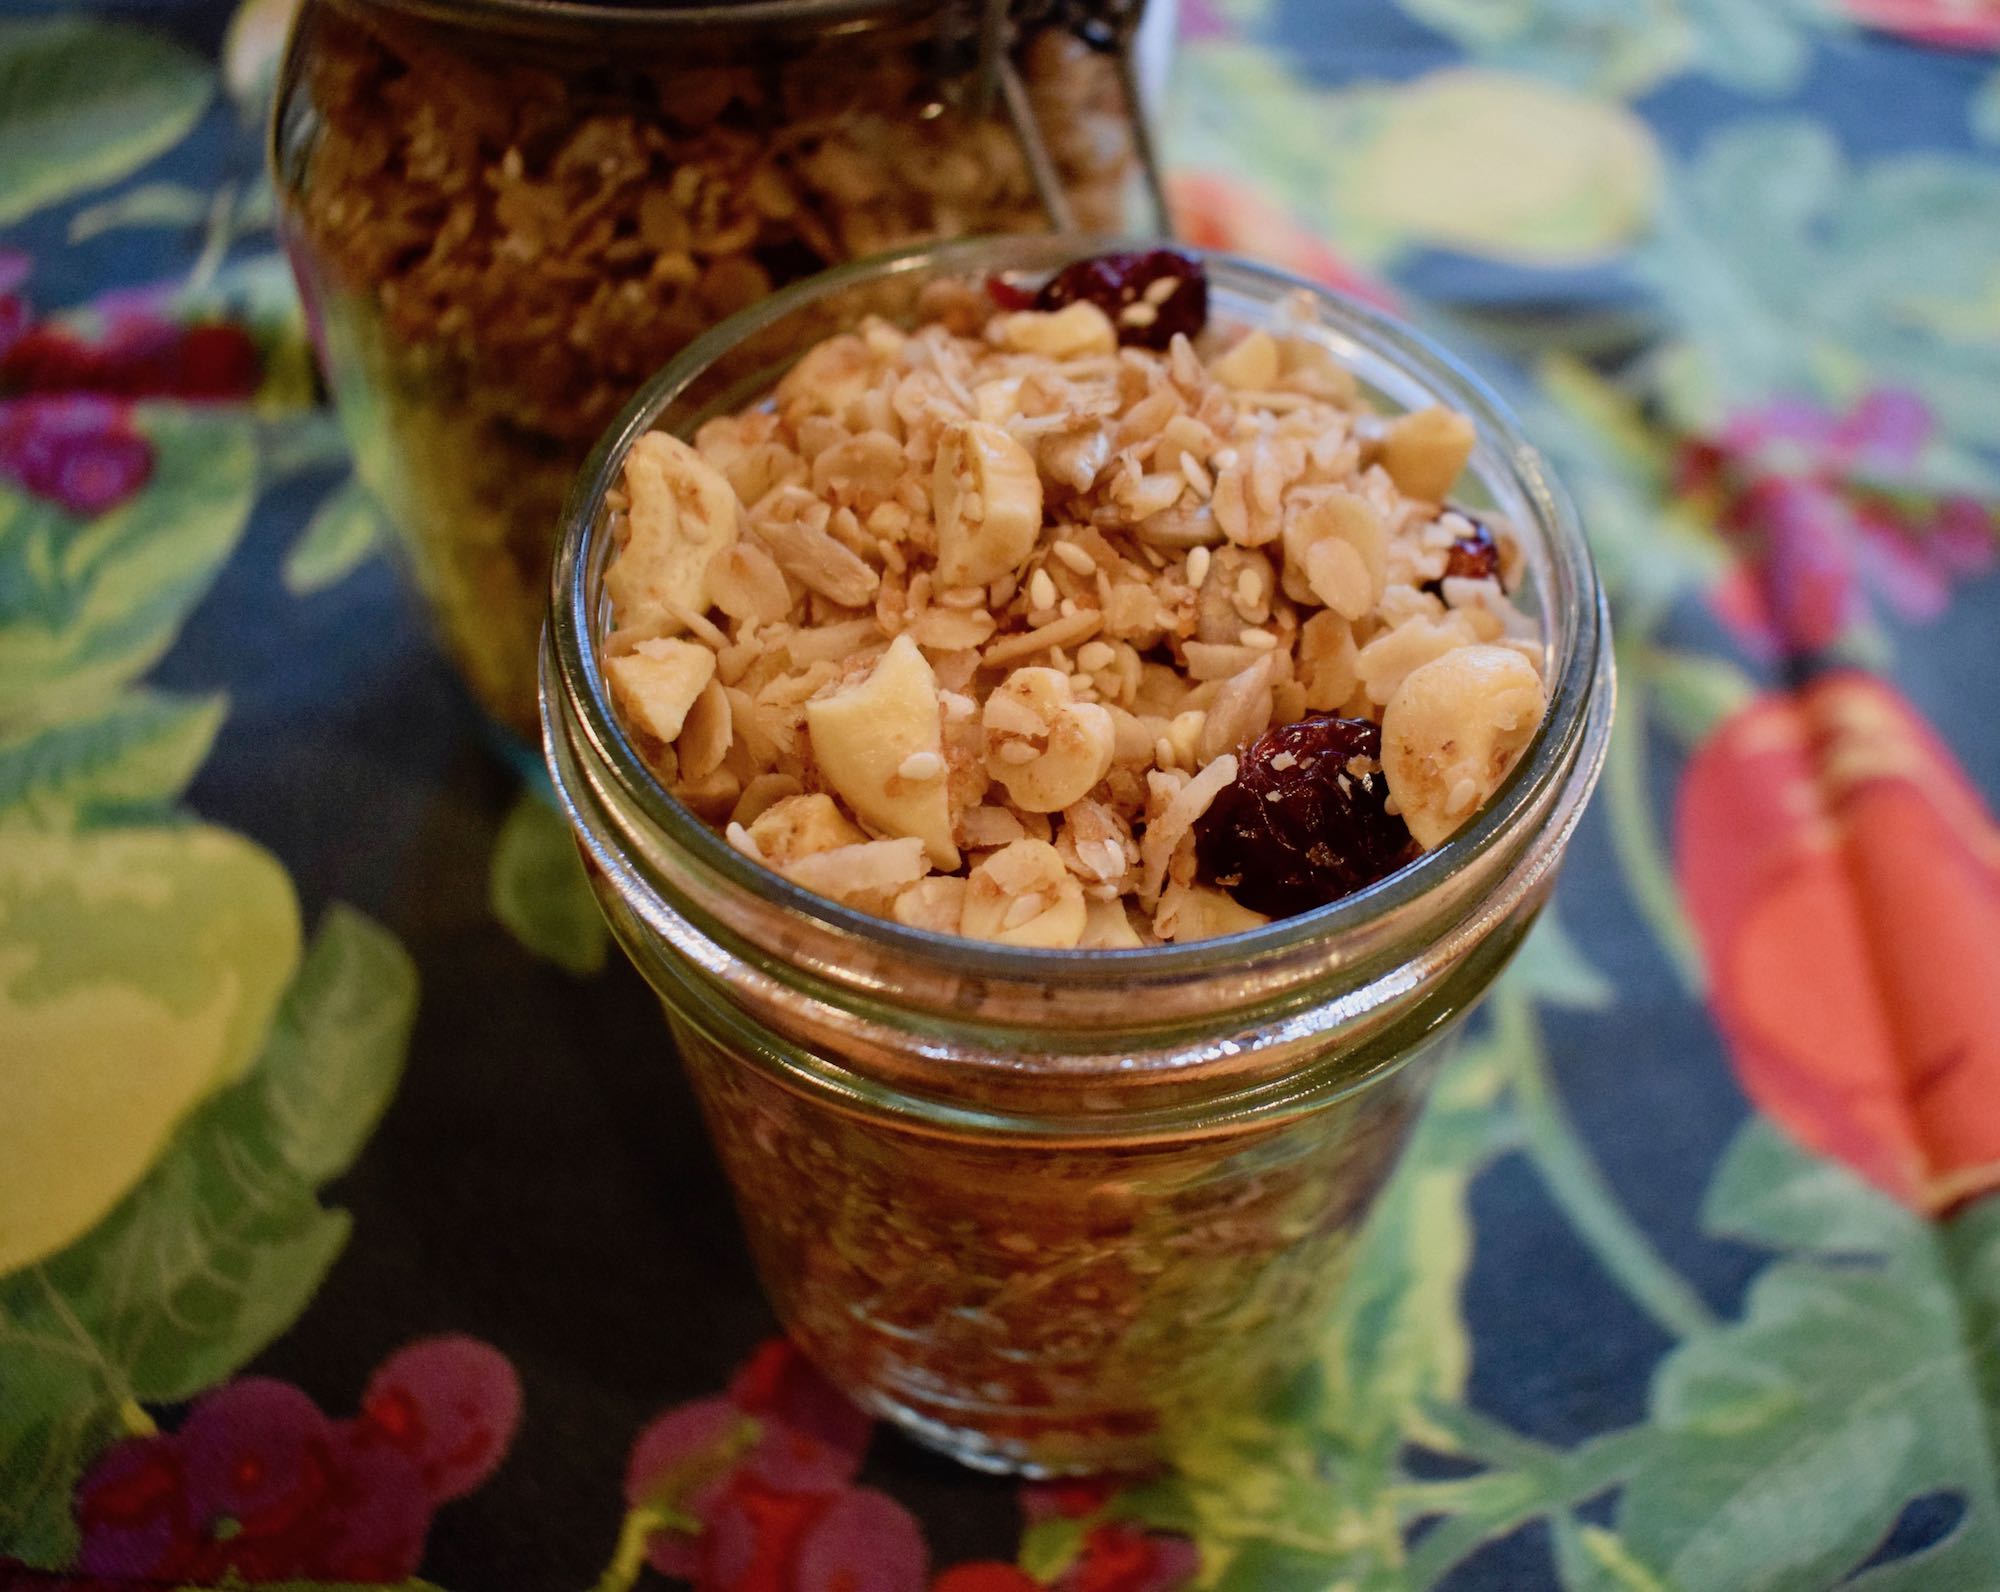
[601,253,1549,945]
[281,0,1141,735]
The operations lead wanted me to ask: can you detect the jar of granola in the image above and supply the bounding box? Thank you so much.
[270,0,1162,743]
[541,238,1614,1475]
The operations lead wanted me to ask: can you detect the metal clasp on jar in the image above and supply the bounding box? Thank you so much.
[953,0,1174,234]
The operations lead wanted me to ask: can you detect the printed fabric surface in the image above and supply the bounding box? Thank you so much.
[3,0,2000,1586]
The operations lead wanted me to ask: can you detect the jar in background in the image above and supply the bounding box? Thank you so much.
[541,238,1615,1475]
[271,0,1161,741]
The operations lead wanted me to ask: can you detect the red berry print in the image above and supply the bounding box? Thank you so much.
[72,1437,194,1579]
[932,1568,1041,1592]
[729,1339,871,1491]
[792,1488,928,1592]
[356,1334,522,1503]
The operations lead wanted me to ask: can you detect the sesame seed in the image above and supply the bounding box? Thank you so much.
[1239,628,1278,650]
[898,750,943,782]
[1144,275,1180,305]
[1120,301,1160,328]
[1155,736,1177,769]
[1180,453,1214,497]
[1234,568,1263,607]
[1077,640,1116,672]
[997,740,1040,765]
[1186,545,1211,587]
[1052,540,1097,575]
[1028,568,1058,611]
[1059,597,1078,618]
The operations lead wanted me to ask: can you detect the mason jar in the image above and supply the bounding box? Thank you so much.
[271,0,1161,743]
[541,237,1614,1475]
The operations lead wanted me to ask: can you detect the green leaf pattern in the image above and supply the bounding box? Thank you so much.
[0,20,211,225]
[4,4,2000,1587]
[0,25,421,1568]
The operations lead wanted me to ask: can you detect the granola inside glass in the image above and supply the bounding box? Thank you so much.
[598,251,1550,944]
[274,0,1146,739]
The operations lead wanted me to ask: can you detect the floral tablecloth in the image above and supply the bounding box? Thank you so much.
[5,0,2000,1587]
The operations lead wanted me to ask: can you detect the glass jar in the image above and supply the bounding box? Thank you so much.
[542,238,1614,1475]
[270,0,1160,743]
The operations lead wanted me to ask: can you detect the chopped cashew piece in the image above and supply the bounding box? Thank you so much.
[1381,644,1546,847]
[934,420,1044,588]
[606,638,716,744]
[892,875,969,933]
[605,433,740,632]
[998,302,1117,359]
[1078,897,1147,948]
[1209,330,1280,391]
[805,634,959,868]
[746,793,866,867]
[983,668,1117,813]
[960,840,1087,948]
[1157,882,1270,943]
[1378,407,1475,503]
[780,837,929,913]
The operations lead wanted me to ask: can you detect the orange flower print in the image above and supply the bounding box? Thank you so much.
[1167,172,1397,312]
[1676,672,2000,1212]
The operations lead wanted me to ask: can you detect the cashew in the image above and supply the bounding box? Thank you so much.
[1198,657,1274,763]
[1356,613,1479,706]
[997,302,1117,359]
[892,875,969,933]
[1078,897,1148,949]
[933,420,1043,588]
[1378,406,1476,503]
[746,792,865,867]
[959,839,1087,948]
[707,541,793,625]
[781,837,930,914]
[1281,488,1386,609]
[983,668,1116,813]
[606,433,741,633]
[1297,611,1359,711]
[676,678,734,781]
[1275,336,1358,402]
[729,772,804,829]
[773,333,877,425]
[1381,644,1547,848]
[1156,882,1270,944]
[1209,330,1281,391]
[606,638,716,746]
[973,376,1024,423]
[804,633,958,868]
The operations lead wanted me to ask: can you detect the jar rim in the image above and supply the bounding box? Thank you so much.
[544,234,1612,992]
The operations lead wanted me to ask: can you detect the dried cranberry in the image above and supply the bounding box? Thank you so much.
[1195,716,1416,917]
[1033,250,1207,349]
[1422,514,1500,597]
[985,274,1036,312]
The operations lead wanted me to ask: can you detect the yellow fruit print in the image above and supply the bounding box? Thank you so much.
[1348,70,1661,266]
[0,825,302,1276]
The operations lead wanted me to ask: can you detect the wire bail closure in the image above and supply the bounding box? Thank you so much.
[960,0,1173,236]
